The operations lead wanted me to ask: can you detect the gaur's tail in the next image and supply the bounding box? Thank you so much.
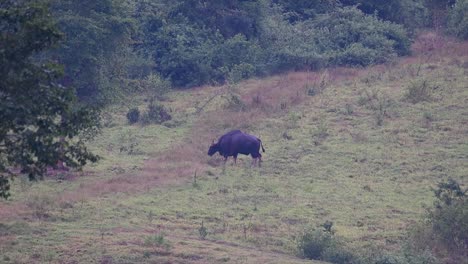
[260,139,265,152]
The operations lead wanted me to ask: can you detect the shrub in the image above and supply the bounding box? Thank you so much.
[312,7,410,66]
[143,233,170,250]
[322,246,357,264]
[429,178,467,250]
[225,63,256,84]
[298,229,333,260]
[214,34,263,83]
[410,178,467,262]
[371,249,437,264]
[141,101,172,125]
[117,129,140,155]
[126,108,140,124]
[447,0,468,40]
[199,221,208,240]
[144,73,171,99]
[404,79,437,104]
[224,93,246,112]
[359,88,393,126]
[312,118,329,144]
[339,0,431,33]
[258,6,326,72]
[298,223,359,263]
[124,73,171,97]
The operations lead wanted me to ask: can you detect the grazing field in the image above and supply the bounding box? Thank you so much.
[0,33,467,263]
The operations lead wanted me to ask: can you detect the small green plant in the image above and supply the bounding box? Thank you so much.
[287,112,301,129]
[359,88,393,126]
[343,103,354,115]
[142,251,151,259]
[312,118,329,145]
[199,221,208,240]
[147,211,155,224]
[126,107,140,124]
[422,111,434,127]
[307,86,317,96]
[358,88,378,107]
[282,131,293,140]
[322,220,334,234]
[117,130,140,155]
[224,93,246,112]
[192,171,200,188]
[144,233,170,249]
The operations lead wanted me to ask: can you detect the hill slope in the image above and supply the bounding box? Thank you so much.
[0,33,467,264]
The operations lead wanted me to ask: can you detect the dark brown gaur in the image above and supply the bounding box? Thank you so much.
[208,130,265,166]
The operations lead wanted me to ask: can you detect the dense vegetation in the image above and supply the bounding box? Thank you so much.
[44,0,466,94]
[0,0,99,198]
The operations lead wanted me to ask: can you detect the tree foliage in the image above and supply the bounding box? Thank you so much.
[131,0,414,88]
[447,0,468,39]
[312,7,410,66]
[50,0,134,103]
[271,0,339,22]
[429,179,467,251]
[0,0,99,199]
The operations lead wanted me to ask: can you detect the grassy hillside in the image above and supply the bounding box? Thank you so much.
[0,33,467,264]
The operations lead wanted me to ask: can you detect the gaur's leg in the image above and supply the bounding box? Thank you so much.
[251,153,261,167]
[251,157,257,167]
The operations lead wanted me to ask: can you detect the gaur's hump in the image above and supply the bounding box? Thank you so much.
[224,130,242,136]
[219,130,243,139]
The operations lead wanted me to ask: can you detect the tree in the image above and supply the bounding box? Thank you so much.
[0,0,99,199]
[50,0,134,103]
[447,0,468,39]
[340,0,430,31]
[272,0,339,22]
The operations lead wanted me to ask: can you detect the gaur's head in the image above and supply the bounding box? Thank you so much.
[208,142,219,156]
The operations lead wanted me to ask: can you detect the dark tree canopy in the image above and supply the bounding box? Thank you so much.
[50,0,134,103]
[0,0,99,199]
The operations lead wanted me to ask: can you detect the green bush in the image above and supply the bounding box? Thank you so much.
[409,178,467,262]
[313,7,410,66]
[134,3,413,88]
[141,101,171,125]
[429,178,467,250]
[404,79,437,104]
[447,0,468,40]
[143,233,170,250]
[371,249,437,264]
[261,7,410,71]
[298,224,359,263]
[322,246,357,264]
[214,34,264,83]
[298,229,333,260]
[340,0,430,32]
[126,108,140,124]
